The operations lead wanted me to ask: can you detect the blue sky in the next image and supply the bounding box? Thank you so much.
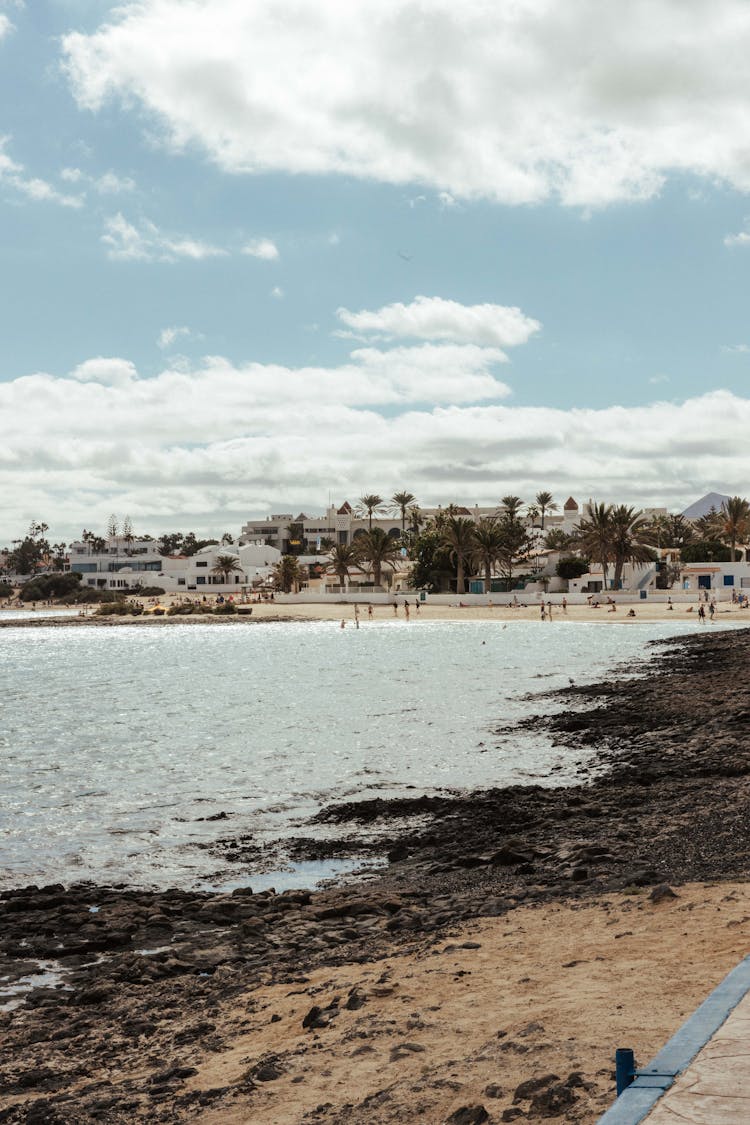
[3,0,750,541]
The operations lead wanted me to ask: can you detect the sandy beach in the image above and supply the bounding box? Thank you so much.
[2,624,750,1123]
[2,595,747,628]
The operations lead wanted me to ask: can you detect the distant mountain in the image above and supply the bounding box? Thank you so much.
[682,492,730,519]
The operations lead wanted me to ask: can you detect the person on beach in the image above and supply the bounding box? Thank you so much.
[709,601,715,621]
[540,603,545,621]
[367,603,373,619]
[354,604,360,629]
[627,608,636,617]
[414,598,420,613]
[404,601,410,620]
[668,597,673,610]
[698,604,706,623]
[393,600,398,616]
[562,597,567,614]
[546,601,552,618]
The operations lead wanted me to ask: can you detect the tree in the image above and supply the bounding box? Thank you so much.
[545,528,573,552]
[273,555,303,593]
[472,517,504,593]
[496,507,533,587]
[680,541,732,563]
[642,513,694,550]
[609,505,655,590]
[535,491,558,529]
[574,502,614,591]
[122,515,134,555]
[408,522,455,592]
[556,555,590,580]
[8,521,51,575]
[50,543,67,571]
[694,507,724,541]
[354,527,401,588]
[82,529,107,553]
[107,514,118,539]
[498,494,524,521]
[440,516,477,595]
[326,542,360,587]
[211,554,243,582]
[357,494,385,530]
[391,491,416,535]
[285,522,305,555]
[721,496,750,561]
[220,532,235,545]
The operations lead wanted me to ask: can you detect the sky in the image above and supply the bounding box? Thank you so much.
[3,0,750,542]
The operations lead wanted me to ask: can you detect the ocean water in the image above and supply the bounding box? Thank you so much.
[0,618,720,891]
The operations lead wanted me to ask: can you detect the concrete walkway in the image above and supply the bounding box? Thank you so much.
[599,955,750,1124]
[644,990,750,1122]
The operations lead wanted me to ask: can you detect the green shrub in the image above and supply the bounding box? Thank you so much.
[135,586,166,596]
[96,600,143,616]
[21,572,83,602]
[556,556,590,580]
[0,581,13,598]
[213,601,237,614]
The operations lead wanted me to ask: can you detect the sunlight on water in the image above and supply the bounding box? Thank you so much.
[0,618,721,889]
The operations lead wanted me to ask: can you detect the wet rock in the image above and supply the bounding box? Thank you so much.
[529,1081,577,1116]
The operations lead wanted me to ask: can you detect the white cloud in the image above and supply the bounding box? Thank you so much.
[102,212,226,261]
[0,138,83,208]
[62,166,135,193]
[721,343,750,354]
[725,229,750,247]
[336,296,541,354]
[69,357,138,387]
[0,15,12,39]
[62,0,750,207]
[649,373,670,384]
[2,329,750,541]
[270,286,284,299]
[242,237,279,261]
[158,325,191,349]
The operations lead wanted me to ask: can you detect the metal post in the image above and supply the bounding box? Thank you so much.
[615,1048,636,1096]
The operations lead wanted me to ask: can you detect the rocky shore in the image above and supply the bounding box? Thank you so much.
[2,627,750,1123]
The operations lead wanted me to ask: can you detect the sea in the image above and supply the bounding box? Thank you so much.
[0,616,726,893]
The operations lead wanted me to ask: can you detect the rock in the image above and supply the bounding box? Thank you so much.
[345,987,367,1010]
[570,867,589,882]
[514,1074,559,1101]
[650,884,679,904]
[445,1106,489,1125]
[491,846,531,866]
[484,1083,504,1098]
[501,1111,525,1123]
[529,1081,577,1116]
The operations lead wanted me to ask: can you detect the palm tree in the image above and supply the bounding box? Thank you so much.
[440,516,477,595]
[391,491,416,535]
[357,494,385,530]
[354,527,401,588]
[211,554,243,583]
[472,517,503,594]
[608,506,654,590]
[499,495,524,520]
[574,502,614,591]
[694,507,724,541]
[721,496,750,561]
[535,491,558,529]
[273,555,302,593]
[408,505,424,537]
[326,542,359,588]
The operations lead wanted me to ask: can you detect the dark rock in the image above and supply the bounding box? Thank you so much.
[445,1106,489,1125]
[650,883,679,904]
[513,1073,559,1101]
[529,1081,577,1116]
[484,1083,504,1098]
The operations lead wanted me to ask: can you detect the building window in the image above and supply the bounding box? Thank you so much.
[196,561,208,567]
[196,576,205,585]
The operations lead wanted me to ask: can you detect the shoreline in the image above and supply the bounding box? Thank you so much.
[3,627,750,1121]
[1,598,748,627]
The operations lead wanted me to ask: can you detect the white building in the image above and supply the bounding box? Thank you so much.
[68,536,280,595]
